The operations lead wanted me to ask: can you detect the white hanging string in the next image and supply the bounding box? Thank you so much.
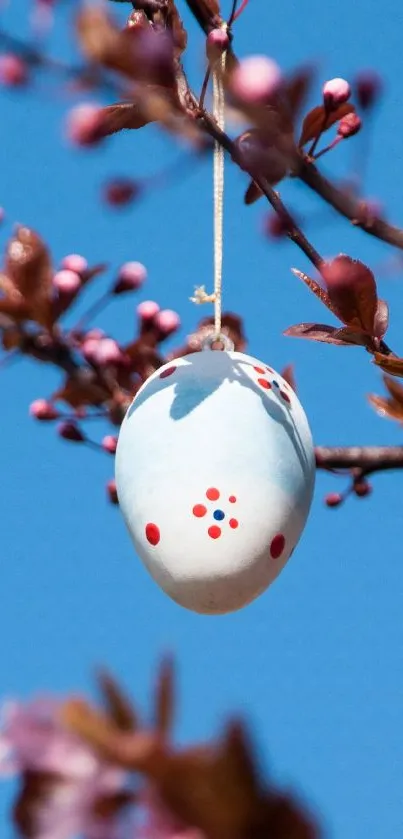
[212,46,226,337]
[190,34,227,343]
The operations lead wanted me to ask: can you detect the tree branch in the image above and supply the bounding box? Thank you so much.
[315,445,403,476]
[296,157,403,251]
[183,2,403,254]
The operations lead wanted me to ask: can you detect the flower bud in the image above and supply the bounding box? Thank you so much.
[0,54,28,87]
[337,112,362,138]
[106,479,119,505]
[29,399,58,420]
[61,254,88,275]
[103,178,140,207]
[325,492,343,508]
[206,28,230,62]
[66,104,105,147]
[137,300,160,322]
[355,71,382,109]
[114,262,147,294]
[230,56,282,105]
[102,435,118,454]
[154,309,181,338]
[52,269,81,294]
[92,338,124,366]
[58,421,84,442]
[354,480,372,498]
[323,77,351,108]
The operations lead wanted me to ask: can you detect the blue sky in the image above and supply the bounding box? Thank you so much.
[1,0,403,836]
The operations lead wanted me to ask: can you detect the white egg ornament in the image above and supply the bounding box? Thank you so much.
[115,348,315,615]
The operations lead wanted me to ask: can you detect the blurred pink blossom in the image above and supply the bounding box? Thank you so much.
[0,697,127,839]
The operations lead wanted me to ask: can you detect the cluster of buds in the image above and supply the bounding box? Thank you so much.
[28,250,182,502]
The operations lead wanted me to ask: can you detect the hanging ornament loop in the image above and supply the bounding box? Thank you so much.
[201,332,234,352]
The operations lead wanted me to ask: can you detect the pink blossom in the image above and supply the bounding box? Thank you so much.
[61,254,88,275]
[230,56,282,104]
[323,77,351,107]
[0,697,127,839]
[114,262,147,294]
[53,270,81,294]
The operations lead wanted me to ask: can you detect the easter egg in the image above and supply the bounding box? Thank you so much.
[115,349,315,615]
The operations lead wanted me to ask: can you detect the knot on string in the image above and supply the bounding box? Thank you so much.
[189,285,216,305]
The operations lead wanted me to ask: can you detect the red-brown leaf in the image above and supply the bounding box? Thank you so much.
[76,7,176,87]
[3,226,53,327]
[320,255,378,334]
[5,226,52,301]
[373,353,403,378]
[154,657,175,739]
[291,268,337,314]
[383,374,403,405]
[298,102,355,147]
[367,394,403,422]
[97,102,155,135]
[284,66,315,121]
[244,180,263,205]
[373,298,389,338]
[283,322,366,346]
[97,670,138,732]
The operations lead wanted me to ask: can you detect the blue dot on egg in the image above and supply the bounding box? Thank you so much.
[213,509,225,521]
[272,380,279,388]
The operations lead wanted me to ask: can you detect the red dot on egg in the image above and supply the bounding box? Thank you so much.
[254,366,265,373]
[159,366,176,379]
[270,533,285,559]
[145,523,160,546]
[206,487,220,501]
[229,495,237,503]
[208,525,221,539]
[193,504,207,518]
[280,390,291,403]
[266,366,274,373]
[258,378,271,390]
[229,518,239,529]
